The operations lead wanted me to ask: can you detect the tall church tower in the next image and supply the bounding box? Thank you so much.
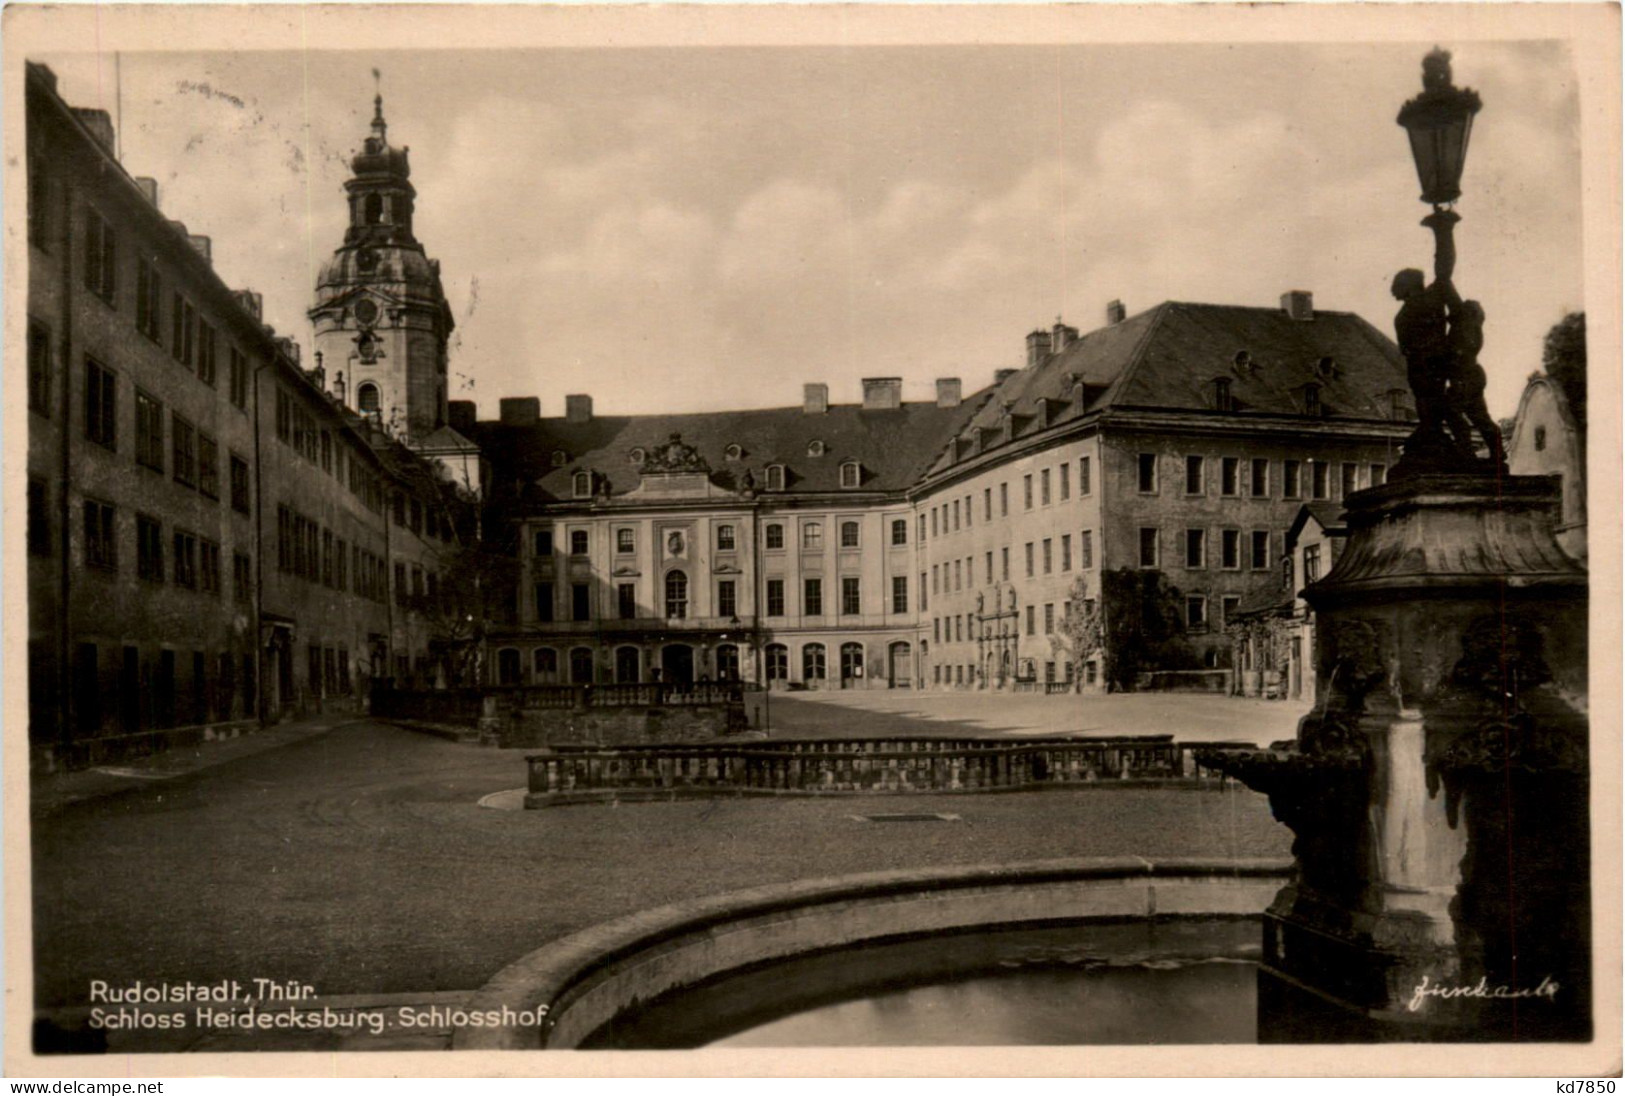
[310,92,454,438]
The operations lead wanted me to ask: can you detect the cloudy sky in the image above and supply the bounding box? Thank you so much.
[39,38,1582,418]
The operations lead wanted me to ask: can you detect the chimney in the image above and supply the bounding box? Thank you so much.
[1026,330,1053,369]
[861,377,902,410]
[803,383,829,415]
[233,290,263,321]
[188,235,212,265]
[1106,299,1126,325]
[135,177,159,208]
[448,400,477,433]
[565,394,593,424]
[500,397,541,426]
[935,378,963,408]
[994,368,1019,385]
[1051,321,1080,353]
[275,337,301,368]
[1281,290,1314,321]
[71,108,114,153]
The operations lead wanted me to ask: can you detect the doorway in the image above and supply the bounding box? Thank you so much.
[888,641,912,688]
[663,644,695,687]
[840,643,864,689]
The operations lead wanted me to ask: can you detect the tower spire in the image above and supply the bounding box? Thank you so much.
[370,68,386,142]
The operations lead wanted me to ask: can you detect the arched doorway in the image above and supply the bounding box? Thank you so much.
[663,643,694,687]
[615,646,641,684]
[765,644,788,686]
[888,641,912,688]
[715,644,739,682]
[569,647,594,684]
[840,642,864,689]
[802,643,826,688]
[496,648,521,686]
[533,647,558,684]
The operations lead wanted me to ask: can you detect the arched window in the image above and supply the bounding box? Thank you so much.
[572,471,592,498]
[1534,425,1548,451]
[363,193,383,225]
[840,642,864,682]
[665,570,688,619]
[357,382,380,416]
[802,643,826,682]
[765,643,788,682]
[716,525,736,551]
[724,444,742,461]
[715,644,739,681]
[533,647,558,684]
[840,460,861,488]
[615,646,640,684]
[765,464,786,491]
[807,440,825,458]
[569,647,594,684]
[496,648,521,686]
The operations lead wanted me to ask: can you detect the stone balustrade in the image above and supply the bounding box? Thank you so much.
[525,735,1246,806]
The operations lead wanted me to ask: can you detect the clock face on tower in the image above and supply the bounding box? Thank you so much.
[354,299,379,326]
[356,248,379,274]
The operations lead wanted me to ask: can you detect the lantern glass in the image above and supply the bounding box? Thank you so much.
[1397,49,1482,205]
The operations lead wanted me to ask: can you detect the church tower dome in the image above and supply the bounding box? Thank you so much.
[310,83,454,439]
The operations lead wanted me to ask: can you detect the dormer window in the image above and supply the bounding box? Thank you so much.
[839,460,862,489]
[1316,355,1339,378]
[807,440,826,458]
[724,443,742,462]
[628,447,646,465]
[1534,425,1548,451]
[1232,350,1253,376]
[1302,383,1322,417]
[1212,377,1234,413]
[572,471,592,498]
[765,464,786,491]
[1388,389,1413,422]
[551,450,568,468]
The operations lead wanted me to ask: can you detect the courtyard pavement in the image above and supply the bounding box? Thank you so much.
[764,688,1309,745]
[28,711,1292,1051]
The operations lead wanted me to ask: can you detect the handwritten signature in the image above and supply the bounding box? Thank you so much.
[1407,973,1559,1013]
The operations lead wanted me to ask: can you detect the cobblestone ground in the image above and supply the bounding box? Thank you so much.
[764,689,1309,744]
[31,718,1289,1017]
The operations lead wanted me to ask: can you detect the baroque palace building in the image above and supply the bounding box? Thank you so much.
[472,294,1415,693]
[24,64,468,769]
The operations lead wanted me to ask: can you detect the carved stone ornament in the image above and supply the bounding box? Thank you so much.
[644,433,710,474]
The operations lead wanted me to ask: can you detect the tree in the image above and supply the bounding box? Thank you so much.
[1091,568,1200,691]
[412,505,521,687]
[1054,576,1105,690]
[1542,312,1586,432]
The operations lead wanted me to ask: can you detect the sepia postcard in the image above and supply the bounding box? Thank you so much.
[4,2,1620,1079]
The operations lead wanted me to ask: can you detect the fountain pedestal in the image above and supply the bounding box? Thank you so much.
[1203,474,1589,1041]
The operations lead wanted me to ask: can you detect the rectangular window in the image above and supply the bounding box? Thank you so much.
[1040,469,1051,506]
[1186,595,1207,630]
[1139,527,1159,568]
[1079,456,1092,496]
[920,571,927,612]
[171,415,196,487]
[1251,458,1269,498]
[535,582,555,622]
[1185,455,1204,495]
[840,522,859,548]
[172,529,197,588]
[804,578,823,616]
[1001,546,1010,581]
[200,540,222,595]
[171,293,193,368]
[952,499,960,531]
[803,524,823,551]
[135,258,161,342]
[999,482,1009,516]
[234,552,253,604]
[1312,463,1329,500]
[84,500,116,569]
[892,575,908,614]
[535,530,554,556]
[891,519,907,546]
[1222,529,1241,570]
[135,390,164,471]
[1025,542,1035,578]
[336,538,349,592]
[1023,475,1034,510]
[931,564,939,595]
[1044,603,1055,635]
[571,583,590,622]
[917,514,926,543]
[1251,530,1272,570]
[1222,596,1241,628]
[229,347,248,408]
[984,488,992,521]
[842,576,861,616]
[1304,544,1323,584]
[718,580,738,618]
[984,552,993,585]
[230,455,250,513]
[197,322,217,387]
[1370,463,1388,488]
[1283,459,1301,499]
[28,321,52,416]
[570,529,589,555]
[197,433,219,499]
[718,524,736,551]
[766,579,785,617]
[1081,530,1094,569]
[1185,528,1206,568]
[618,583,636,620]
[1221,457,1239,496]
[930,509,938,539]
[1025,605,1035,636]
[1341,463,1359,499]
[1061,534,1072,572]
[395,562,408,606]
[85,358,116,449]
[953,560,962,591]
[83,208,117,302]
[1042,538,1053,574]
[1138,453,1157,493]
[1059,462,1070,501]
[964,495,972,527]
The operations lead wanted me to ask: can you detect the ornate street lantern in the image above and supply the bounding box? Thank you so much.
[1396,48,1482,205]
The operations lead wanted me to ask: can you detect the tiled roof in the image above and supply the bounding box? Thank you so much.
[470,396,992,503]
[926,301,1409,476]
